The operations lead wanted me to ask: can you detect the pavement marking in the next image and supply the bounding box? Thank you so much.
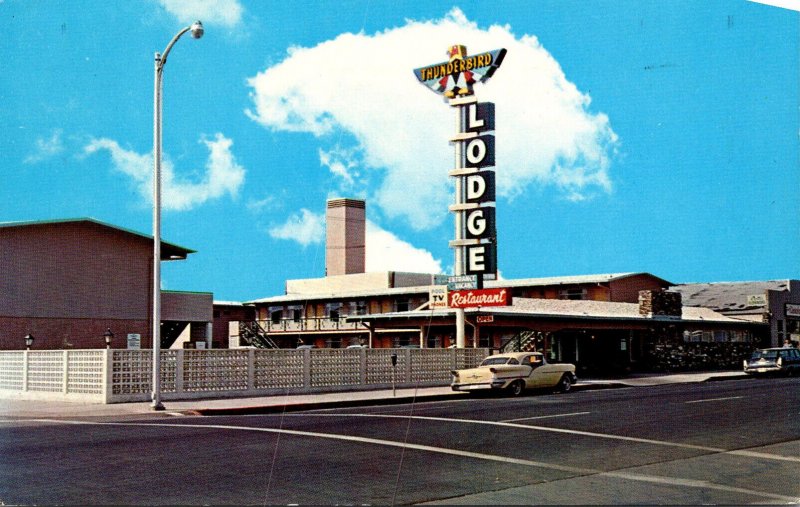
[685,396,743,404]
[501,411,590,423]
[279,413,723,452]
[274,412,800,464]
[3,418,797,504]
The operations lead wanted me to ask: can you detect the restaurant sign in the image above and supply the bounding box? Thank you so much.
[449,288,511,308]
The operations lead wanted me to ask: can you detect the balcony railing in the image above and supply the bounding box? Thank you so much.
[258,317,366,333]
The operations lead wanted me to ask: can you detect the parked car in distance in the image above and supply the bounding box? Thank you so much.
[744,347,800,376]
[296,344,317,349]
[451,352,577,396]
[346,344,368,349]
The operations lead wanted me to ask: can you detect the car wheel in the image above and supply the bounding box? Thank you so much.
[508,380,525,397]
[557,374,572,393]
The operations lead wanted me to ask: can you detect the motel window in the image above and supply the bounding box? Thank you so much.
[558,288,587,300]
[395,298,410,312]
[355,301,367,315]
[288,306,302,322]
[269,307,283,324]
[327,303,341,321]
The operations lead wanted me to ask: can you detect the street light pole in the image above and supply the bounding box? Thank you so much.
[151,21,204,411]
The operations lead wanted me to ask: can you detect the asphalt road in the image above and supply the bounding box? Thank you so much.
[1,377,799,505]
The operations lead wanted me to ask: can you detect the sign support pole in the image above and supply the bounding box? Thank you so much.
[453,101,467,348]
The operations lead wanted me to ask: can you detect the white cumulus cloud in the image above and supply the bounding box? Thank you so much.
[269,210,442,273]
[25,129,64,164]
[365,221,442,274]
[246,8,618,230]
[84,133,245,211]
[157,0,243,27]
[268,208,325,247]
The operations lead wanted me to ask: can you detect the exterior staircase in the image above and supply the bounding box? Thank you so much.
[500,330,542,353]
[239,321,280,349]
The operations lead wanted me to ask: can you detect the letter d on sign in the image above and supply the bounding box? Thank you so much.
[466,174,486,200]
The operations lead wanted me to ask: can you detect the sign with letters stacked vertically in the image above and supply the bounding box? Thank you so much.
[456,99,497,283]
[414,45,506,291]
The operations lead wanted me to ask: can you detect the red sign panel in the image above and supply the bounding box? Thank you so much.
[449,288,511,308]
[476,315,494,323]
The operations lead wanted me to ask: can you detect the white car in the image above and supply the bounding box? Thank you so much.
[451,352,577,396]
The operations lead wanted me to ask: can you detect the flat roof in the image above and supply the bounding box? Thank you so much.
[246,272,672,304]
[491,272,672,288]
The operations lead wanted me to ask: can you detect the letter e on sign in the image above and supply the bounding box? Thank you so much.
[468,245,486,272]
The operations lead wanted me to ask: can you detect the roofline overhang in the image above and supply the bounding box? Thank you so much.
[0,217,196,258]
[346,310,767,327]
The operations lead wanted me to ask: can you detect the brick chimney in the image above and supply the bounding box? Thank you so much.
[325,198,366,276]
[639,290,682,318]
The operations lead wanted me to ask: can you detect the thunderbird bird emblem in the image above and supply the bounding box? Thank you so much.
[413,45,507,98]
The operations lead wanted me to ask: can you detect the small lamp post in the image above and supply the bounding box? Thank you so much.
[24,334,34,350]
[103,328,114,349]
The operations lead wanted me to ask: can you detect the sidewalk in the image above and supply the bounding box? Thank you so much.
[0,371,749,420]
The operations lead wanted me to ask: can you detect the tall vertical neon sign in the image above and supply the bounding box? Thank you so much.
[414,45,506,347]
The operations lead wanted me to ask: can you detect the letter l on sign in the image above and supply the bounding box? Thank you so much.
[468,103,484,129]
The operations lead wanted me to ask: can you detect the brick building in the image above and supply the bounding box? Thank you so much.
[0,218,212,350]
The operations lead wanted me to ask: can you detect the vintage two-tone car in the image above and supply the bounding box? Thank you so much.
[451,352,577,396]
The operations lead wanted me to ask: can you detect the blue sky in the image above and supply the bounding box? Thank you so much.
[2,0,798,302]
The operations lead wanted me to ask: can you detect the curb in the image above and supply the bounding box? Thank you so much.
[181,382,623,416]
[182,392,463,416]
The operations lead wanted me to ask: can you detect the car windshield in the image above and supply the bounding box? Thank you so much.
[480,357,512,366]
[751,350,777,360]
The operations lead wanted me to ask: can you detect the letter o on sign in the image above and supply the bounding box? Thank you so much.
[466,138,487,165]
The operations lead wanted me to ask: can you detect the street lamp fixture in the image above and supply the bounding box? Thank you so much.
[24,334,34,350]
[103,328,114,349]
[151,21,204,411]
